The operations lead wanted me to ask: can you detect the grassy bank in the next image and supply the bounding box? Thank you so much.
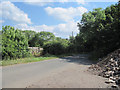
[0,53,75,66]
[1,56,58,66]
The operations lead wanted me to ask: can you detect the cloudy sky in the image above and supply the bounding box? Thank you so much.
[0,0,117,38]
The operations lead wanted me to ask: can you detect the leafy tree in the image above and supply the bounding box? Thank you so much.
[22,30,36,41]
[43,38,69,55]
[2,26,30,60]
[29,31,55,47]
[76,2,120,59]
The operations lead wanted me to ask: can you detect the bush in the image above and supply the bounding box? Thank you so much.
[2,26,30,60]
[43,42,65,55]
[43,38,70,55]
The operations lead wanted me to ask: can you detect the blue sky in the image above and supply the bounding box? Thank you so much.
[0,0,118,38]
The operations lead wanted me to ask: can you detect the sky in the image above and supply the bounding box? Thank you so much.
[0,0,118,38]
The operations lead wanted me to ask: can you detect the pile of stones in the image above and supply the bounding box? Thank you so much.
[89,49,120,88]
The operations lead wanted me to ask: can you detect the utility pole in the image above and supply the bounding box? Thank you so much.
[72,31,74,43]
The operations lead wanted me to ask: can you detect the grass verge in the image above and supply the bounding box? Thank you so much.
[1,56,58,66]
[1,53,75,66]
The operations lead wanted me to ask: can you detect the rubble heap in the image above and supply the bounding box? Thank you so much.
[89,49,120,88]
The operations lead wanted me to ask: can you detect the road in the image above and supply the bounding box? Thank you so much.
[2,54,108,88]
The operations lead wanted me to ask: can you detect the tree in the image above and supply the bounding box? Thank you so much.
[22,30,36,41]
[43,38,69,55]
[29,31,55,47]
[75,2,120,59]
[2,26,30,60]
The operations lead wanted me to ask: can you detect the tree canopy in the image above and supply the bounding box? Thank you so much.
[75,2,120,58]
[2,26,30,59]
[28,31,55,47]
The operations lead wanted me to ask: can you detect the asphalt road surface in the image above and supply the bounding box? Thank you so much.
[2,54,108,88]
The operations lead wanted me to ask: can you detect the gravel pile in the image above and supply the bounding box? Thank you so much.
[89,49,120,88]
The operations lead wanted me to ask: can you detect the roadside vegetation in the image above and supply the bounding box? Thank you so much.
[1,53,75,66]
[1,2,119,65]
[74,2,120,60]
[1,56,58,66]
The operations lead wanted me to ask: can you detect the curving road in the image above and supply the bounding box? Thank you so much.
[2,54,108,88]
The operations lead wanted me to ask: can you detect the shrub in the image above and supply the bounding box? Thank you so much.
[43,39,69,55]
[2,26,30,60]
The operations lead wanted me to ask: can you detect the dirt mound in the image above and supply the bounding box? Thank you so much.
[89,49,120,88]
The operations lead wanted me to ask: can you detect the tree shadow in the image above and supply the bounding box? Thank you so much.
[60,54,93,65]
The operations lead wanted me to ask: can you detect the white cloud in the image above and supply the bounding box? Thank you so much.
[75,0,85,4]
[0,1,83,38]
[0,1,32,24]
[0,20,4,24]
[55,21,78,32]
[59,0,85,4]
[54,21,79,38]
[15,24,55,32]
[24,0,53,6]
[15,21,79,38]
[45,7,87,22]
[4,0,118,3]
[24,0,85,6]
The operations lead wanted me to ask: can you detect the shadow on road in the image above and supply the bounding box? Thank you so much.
[60,54,92,65]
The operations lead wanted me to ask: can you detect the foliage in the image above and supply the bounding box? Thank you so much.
[43,38,69,55]
[28,31,55,47]
[2,26,30,60]
[2,2,119,61]
[1,56,58,66]
[22,30,36,41]
[76,2,120,59]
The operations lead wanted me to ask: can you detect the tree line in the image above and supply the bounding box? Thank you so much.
[1,26,71,60]
[73,2,120,59]
[1,2,120,60]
